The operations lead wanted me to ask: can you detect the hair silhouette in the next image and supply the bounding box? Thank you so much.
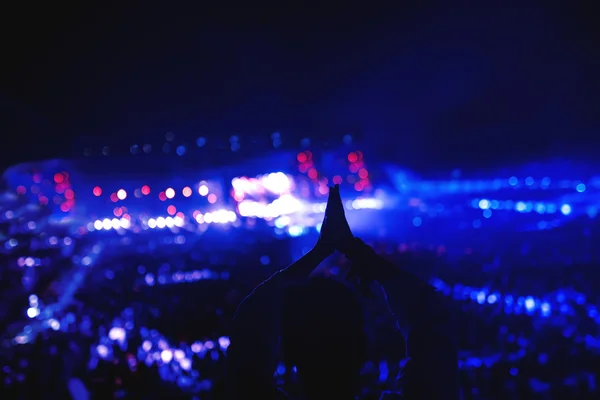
[282,277,367,399]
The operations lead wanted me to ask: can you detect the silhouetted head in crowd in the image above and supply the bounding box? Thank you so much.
[282,277,367,400]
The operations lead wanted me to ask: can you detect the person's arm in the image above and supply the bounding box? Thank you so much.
[344,238,459,400]
[226,244,332,399]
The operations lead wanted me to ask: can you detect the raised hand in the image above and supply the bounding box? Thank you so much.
[316,185,338,252]
[324,184,354,252]
[325,184,376,296]
[316,184,355,256]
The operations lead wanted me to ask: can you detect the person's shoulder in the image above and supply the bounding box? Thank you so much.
[395,348,460,399]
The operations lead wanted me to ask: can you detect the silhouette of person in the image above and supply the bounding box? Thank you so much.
[227,185,459,399]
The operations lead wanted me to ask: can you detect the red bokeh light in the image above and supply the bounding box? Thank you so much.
[332,175,343,185]
[110,193,118,202]
[167,205,176,215]
[358,168,369,179]
[297,152,307,163]
[347,152,358,163]
[207,193,217,204]
[349,164,359,173]
[93,186,102,196]
[141,185,150,195]
[64,189,75,199]
[54,173,64,184]
[60,202,70,212]
[16,186,26,195]
[307,168,318,179]
[305,151,312,161]
[114,207,123,217]
[354,182,364,191]
[38,195,48,205]
[158,191,167,201]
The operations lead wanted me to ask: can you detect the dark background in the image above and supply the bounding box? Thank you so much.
[2,2,598,172]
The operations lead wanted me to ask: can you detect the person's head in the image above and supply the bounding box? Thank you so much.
[282,277,367,399]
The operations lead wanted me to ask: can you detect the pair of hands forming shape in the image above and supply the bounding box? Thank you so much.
[317,184,353,254]
[317,184,374,295]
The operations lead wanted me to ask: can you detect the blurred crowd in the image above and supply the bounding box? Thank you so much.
[1,190,600,400]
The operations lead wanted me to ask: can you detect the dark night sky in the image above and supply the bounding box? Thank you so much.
[2,2,599,172]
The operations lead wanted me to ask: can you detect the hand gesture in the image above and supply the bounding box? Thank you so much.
[317,184,354,253]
